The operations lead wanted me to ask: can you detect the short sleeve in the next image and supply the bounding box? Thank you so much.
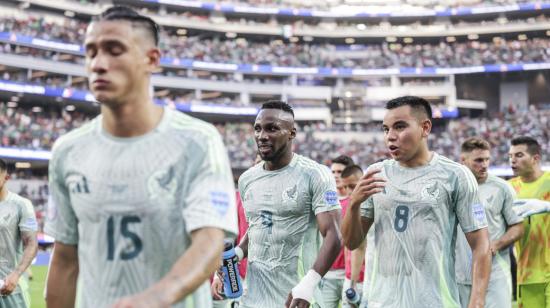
[310,164,340,215]
[182,132,238,238]
[19,199,38,232]
[501,181,523,226]
[44,147,79,245]
[455,166,488,233]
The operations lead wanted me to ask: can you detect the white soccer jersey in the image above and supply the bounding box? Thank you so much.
[0,192,37,295]
[238,154,340,308]
[45,108,238,308]
[360,153,487,308]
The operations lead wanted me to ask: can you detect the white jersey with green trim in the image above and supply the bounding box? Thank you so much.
[0,192,37,295]
[360,153,487,308]
[455,174,522,284]
[238,154,340,308]
[44,108,238,308]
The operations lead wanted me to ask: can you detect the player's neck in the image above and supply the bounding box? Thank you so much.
[101,99,164,138]
[399,148,433,168]
[0,187,8,201]
[520,168,544,183]
[264,151,293,171]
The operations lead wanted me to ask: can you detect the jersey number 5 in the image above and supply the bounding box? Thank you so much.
[394,205,409,232]
[107,216,143,261]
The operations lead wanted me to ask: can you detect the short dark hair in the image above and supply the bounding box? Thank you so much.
[461,137,491,153]
[386,96,432,120]
[94,6,160,46]
[0,158,8,172]
[332,155,354,167]
[511,136,541,156]
[341,165,363,178]
[261,100,294,118]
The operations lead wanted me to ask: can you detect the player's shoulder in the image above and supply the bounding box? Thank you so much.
[436,154,471,175]
[294,154,332,179]
[7,191,33,208]
[51,116,100,157]
[166,108,221,141]
[435,153,477,185]
[487,175,512,191]
[239,163,264,186]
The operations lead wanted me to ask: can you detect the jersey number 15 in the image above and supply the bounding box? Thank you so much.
[107,215,143,261]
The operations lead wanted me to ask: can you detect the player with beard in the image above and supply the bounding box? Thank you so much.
[234,101,342,308]
[455,138,523,308]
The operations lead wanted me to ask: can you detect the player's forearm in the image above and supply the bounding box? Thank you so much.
[493,223,524,251]
[342,202,365,250]
[149,227,225,305]
[15,232,38,275]
[46,243,79,308]
[350,240,366,282]
[467,229,491,308]
[312,226,341,277]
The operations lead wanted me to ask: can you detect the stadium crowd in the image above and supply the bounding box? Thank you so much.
[1,16,549,69]
[2,102,548,169]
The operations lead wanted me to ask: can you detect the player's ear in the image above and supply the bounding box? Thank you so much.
[459,154,466,164]
[421,119,431,137]
[290,126,297,140]
[145,47,161,73]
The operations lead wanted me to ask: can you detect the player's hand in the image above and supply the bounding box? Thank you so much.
[211,273,225,300]
[0,272,20,296]
[111,291,170,308]
[350,169,386,206]
[285,292,310,308]
[512,199,550,217]
[489,242,498,256]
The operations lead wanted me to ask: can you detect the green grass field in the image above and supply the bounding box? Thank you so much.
[29,265,47,308]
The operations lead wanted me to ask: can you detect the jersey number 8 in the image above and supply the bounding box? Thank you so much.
[394,205,409,232]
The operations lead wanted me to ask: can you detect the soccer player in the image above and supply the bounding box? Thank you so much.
[342,96,491,308]
[339,165,367,308]
[235,101,341,308]
[318,155,355,308]
[44,6,237,308]
[507,136,550,308]
[455,138,524,308]
[0,158,38,308]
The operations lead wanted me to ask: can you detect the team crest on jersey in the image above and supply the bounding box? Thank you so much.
[421,183,440,201]
[147,166,177,201]
[282,185,298,203]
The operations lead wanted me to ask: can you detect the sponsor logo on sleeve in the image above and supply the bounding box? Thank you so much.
[324,191,338,205]
[210,191,230,217]
[472,203,486,223]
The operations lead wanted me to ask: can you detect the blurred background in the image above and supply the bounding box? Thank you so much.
[0,0,547,305]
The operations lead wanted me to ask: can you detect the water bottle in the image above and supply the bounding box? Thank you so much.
[221,242,243,298]
[345,288,361,306]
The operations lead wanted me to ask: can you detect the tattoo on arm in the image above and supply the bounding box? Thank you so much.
[16,231,38,275]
